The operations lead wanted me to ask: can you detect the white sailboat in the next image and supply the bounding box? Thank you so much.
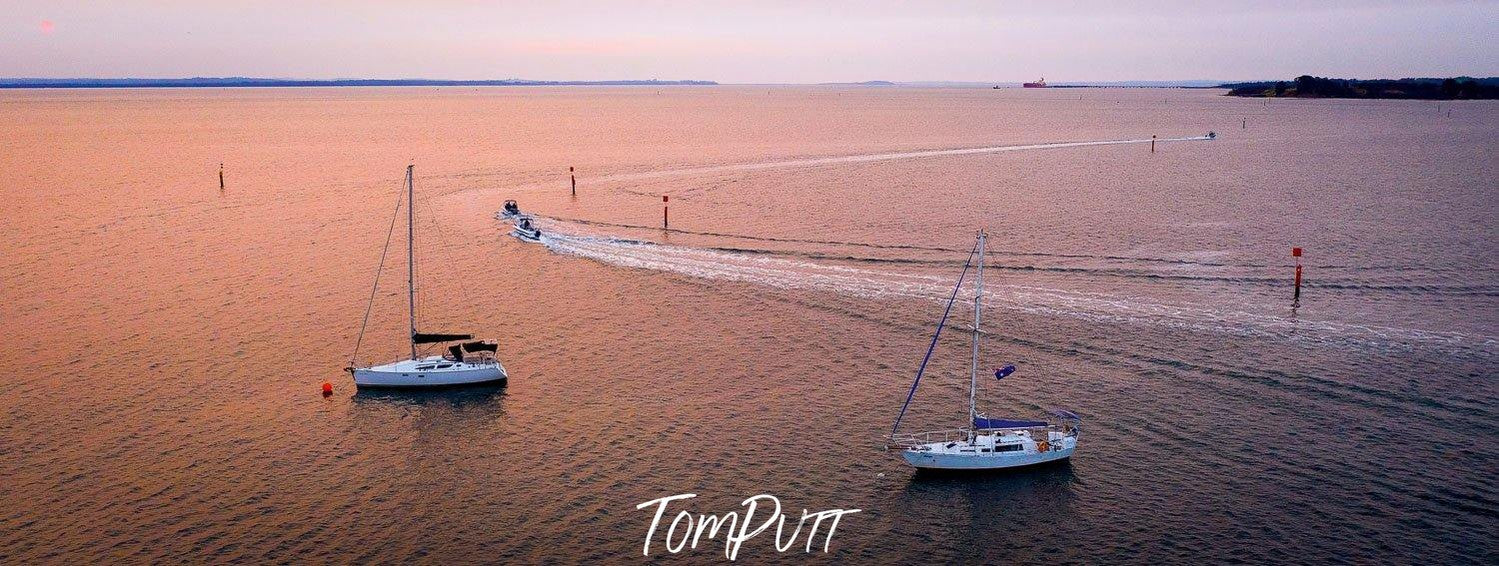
[889,231,1080,470]
[346,165,508,388]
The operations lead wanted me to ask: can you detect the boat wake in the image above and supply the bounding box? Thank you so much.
[527,218,1495,360]
[531,217,1499,296]
[592,135,1216,183]
[470,134,1217,197]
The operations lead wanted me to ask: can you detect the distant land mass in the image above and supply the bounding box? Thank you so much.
[1220,75,1499,99]
[0,77,717,89]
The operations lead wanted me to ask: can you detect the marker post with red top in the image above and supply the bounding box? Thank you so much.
[663,195,669,229]
[1292,247,1303,306]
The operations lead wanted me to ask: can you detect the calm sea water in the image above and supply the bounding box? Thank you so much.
[0,87,1494,564]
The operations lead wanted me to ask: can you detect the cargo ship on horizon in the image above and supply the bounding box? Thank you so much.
[1023,77,1048,88]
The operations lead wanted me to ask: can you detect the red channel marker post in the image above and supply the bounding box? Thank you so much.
[1292,247,1303,305]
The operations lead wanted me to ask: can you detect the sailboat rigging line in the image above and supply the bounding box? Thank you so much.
[890,239,980,439]
[349,177,407,368]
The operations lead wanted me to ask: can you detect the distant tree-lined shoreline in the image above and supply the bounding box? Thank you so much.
[1221,75,1498,99]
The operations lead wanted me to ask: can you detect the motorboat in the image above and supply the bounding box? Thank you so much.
[499,199,522,218]
[512,216,543,242]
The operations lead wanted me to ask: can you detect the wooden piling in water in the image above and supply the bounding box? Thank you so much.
[663,195,669,229]
[570,166,576,196]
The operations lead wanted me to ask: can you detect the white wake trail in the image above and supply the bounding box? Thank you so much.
[533,223,1493,359]
[599,136,1214,183]
[494,135,1215,194]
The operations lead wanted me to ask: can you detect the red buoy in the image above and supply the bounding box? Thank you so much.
[321,382,333,396]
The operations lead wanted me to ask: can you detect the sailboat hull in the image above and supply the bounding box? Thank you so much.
[352,357,507,388]
[902,445,1074,470]
[897,429,1077,471]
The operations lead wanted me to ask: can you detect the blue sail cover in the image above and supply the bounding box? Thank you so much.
[973,417,1048,429]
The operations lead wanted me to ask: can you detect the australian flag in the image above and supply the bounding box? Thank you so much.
[994,365,1017,380]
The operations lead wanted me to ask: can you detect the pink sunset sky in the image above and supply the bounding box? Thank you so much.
[3,1,1496,83]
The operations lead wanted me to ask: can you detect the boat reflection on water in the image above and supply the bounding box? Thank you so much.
[351,383,509,409]
[350,382,507,423]
[890,462,1079,560]
[347,385,511,452]
[903,458,1077,492]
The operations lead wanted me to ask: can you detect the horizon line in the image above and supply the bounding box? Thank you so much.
[2,75,1493,89]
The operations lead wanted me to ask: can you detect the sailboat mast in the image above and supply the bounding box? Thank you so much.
[970,231,985,422]
[406,165,417,361]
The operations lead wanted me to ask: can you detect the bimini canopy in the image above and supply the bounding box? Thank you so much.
[448,341,495,362]
[973,416,1048,429]
[412,332,473,344]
